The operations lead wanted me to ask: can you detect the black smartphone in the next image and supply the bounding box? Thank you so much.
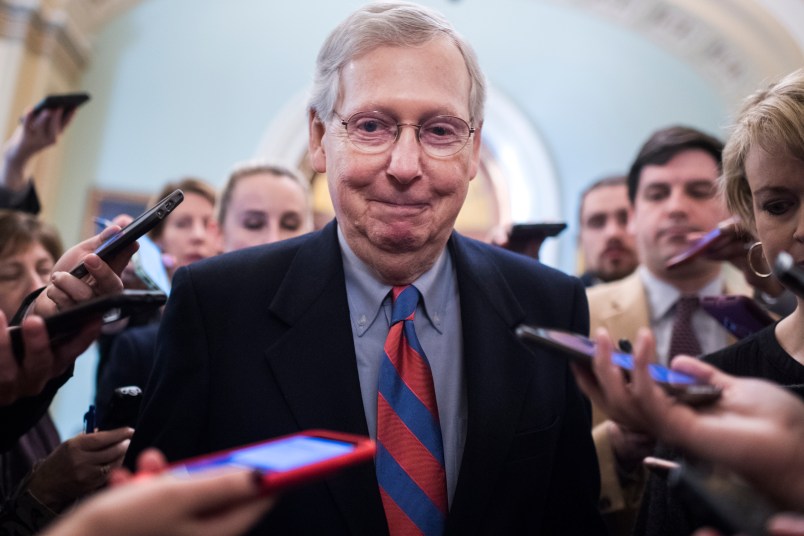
[505,223,567,258]
[8,290,167,362]
[98,386,143,430]
[31,92,91,115]
[774,251,804,298]
[700,295,774,339]
[668,463,775,536]
[515,325,722,405]
[69,189,184,279]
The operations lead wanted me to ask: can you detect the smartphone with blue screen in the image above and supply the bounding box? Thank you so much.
[171,430,375,493]
[515,325,721,406]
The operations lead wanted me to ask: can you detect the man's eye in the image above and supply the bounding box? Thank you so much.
[352,116,392,134]
[357,119,381,133]
[643,187,669,201]
[424,123,455,138]
[687,183,717,199]
[586,215,606,229]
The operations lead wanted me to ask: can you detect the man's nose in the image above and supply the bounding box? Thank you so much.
[387,126,422,184]
[665,187,688,214]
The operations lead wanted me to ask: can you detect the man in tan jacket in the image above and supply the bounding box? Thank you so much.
[587,126,760,535]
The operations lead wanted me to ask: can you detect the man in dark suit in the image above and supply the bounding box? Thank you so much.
[126,3,605,534]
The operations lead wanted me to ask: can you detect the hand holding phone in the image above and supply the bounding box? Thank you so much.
[515,325,721,405]
[8,290,167,362]
[666,217,741,269]
[70,190,184,279]
[171,430,375,493]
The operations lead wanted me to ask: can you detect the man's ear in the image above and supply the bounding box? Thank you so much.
[308,109,327,174]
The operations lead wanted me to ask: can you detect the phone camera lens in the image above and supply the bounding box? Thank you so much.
[156,210,164,218]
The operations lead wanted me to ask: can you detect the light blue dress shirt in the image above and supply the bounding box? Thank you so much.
[338,226,467,506]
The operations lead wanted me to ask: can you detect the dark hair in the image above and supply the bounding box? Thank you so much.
[578,175,627,223]
[148,177,216,241]
[0,210,63,262]
[627,126,724,203]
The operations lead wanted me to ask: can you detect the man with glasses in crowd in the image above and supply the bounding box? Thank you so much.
[127,3,606,534]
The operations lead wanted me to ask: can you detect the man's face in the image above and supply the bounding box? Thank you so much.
[579,184,637,282]
[630,149,728,280]
[308,37,481,277]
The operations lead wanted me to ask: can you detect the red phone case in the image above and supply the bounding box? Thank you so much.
[170,430,375,493]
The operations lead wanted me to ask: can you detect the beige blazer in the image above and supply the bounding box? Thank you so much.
[586,266,753,533]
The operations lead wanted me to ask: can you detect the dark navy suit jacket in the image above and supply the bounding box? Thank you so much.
[127,221,606,535]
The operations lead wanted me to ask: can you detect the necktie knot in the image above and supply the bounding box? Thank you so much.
[391,285,419,324]
[676,295,700,315]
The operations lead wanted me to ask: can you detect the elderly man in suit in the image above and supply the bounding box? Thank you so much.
[587,125,772,534]
[126,3,606,535]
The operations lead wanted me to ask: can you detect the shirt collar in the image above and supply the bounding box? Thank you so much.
[638,265,724,321]
[337,225,452,336]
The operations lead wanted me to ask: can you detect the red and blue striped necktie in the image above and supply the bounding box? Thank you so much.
[376,285,448,536]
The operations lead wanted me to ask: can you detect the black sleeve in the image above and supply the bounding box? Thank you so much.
[0,370,71,451]
[0,182,41,215]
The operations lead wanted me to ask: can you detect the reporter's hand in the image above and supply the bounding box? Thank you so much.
[690,218,785,297]
[26,427,134,510]
[691,513,804,536]
[571,327,660,434]
[769,513,804,536]
[41,456,275,536]
[0,310,98,406]
[607,421,656,474]
[33,225,138,317]
[646,356,804,511]
[1,107,74,191]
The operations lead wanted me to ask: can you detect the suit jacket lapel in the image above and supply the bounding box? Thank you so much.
[590,272,649,346]
[445,234,534,530]
[264,221,387,535]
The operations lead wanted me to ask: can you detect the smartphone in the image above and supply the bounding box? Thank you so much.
[505,223,567,258]
[700,295,774,339]
[666,226,726,269]
[98,386,143,430]
[132,235,172,295]
[668,463,776,536]
[171,430,376,493]
[8,290,167,362]
[31,92,90,115]
[515,325,722,405]
[69,189,184,279]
